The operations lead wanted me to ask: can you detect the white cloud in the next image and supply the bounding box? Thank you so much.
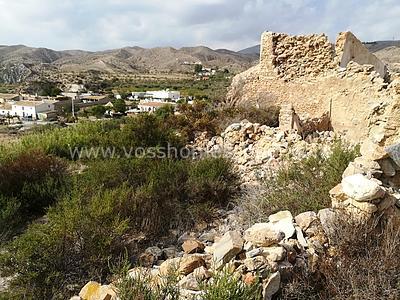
[0,0,399,51]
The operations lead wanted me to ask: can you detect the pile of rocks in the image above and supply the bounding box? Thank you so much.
[73,209,330,300]
[192,120,340,184]
[330,138,400,223]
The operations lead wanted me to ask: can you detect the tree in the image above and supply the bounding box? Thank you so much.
[113,99,126,113]
[194,64,203,73]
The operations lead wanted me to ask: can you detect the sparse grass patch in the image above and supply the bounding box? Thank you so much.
[240,140,359,222]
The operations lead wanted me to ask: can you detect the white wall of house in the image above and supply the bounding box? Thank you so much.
[11,102,55,119]
[146,90,180,101]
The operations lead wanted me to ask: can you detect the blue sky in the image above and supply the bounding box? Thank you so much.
[0,0,399,51]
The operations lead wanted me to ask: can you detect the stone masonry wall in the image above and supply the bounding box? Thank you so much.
[336,31,388,79]
[260,32,335,80]
[227,31,399,144]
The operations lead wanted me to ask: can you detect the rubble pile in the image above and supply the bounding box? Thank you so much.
[192,120,339,184]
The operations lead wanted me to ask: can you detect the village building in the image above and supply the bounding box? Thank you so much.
[9,100,56,120]
[137,101,175,113]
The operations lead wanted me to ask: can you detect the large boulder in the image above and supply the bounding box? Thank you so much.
[213,231,244,269]
[342,174,385,202]
[244,223,284,247]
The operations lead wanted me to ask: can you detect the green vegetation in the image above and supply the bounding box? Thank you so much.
[113,99,127,113]
[201,271,262,300]
[241,140,360,221]
[0,113,239,299]
[26,80,62,97]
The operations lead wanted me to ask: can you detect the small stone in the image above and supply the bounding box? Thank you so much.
[178,274,201,291]
[182,239,205,254]
[179,256,206,275]
[262,271,281,300]
[268,210,295,239]
[329,184,348,202]
[79,281,101,300]
[246,248,263,258]
[243,273,258,285]
[342,174,385,202]
[295,226,308,248]
[294,211,318,231]
[159,258,181,276]
[99,285,117,300]
[244,223,284,247]
[261,246,286,262]
[379,159,396,177]
[213,231,244,270]
[360,139,388,161]
[138,252,156,267]
[163,247,178,259]
[243,256,269,271]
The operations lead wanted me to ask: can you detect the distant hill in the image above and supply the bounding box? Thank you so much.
[0,45,258,83]
[239,40,400,73]
[238,45,260,56]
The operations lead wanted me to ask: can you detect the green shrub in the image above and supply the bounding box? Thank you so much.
[187,157,239,207]
[241,140,359,222]
[202,270,262,300]
[0,150,69,239]
[0,155,239,298]
[0,187,131,299]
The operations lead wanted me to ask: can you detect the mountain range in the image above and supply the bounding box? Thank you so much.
[0,45,258,83]
[0,40,399,84]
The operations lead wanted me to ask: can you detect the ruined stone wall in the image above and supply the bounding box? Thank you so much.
[260,32,335,80]
[227,31,399,144]
[336,31,388,79]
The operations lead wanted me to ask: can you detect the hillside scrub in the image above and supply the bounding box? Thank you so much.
[0,156,239,299]
[240,140,360,222]
[279,215,400,300]
[0,150,69,240]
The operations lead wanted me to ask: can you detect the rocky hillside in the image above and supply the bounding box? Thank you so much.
[0,45,258,83]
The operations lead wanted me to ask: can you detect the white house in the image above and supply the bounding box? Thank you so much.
[11,101,55,120]
[145,90,180,102]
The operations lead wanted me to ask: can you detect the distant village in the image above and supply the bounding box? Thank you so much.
[0,83,193,126]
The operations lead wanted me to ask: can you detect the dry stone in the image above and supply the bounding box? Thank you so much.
[262,271,281,300]
[213,231,244,269]
[268,210,296,239]
[244,223,284,247]
[342,174,385,202]
[182,239,205,254]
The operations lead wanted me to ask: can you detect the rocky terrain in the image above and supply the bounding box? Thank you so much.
[0,45,258,83]
[71,121,400,300]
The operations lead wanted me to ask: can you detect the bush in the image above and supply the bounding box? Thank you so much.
[0,156,239,298]
[187,157,239,207]
[240,140,359,222]
[279,215,400,300]
[0,150,69,239]
[202,270,262,300]
[0,187,131,299]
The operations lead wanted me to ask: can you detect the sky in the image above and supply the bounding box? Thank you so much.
[0,0,399,51]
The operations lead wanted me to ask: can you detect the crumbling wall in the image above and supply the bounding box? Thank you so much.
[336,31,388,79]
[260,32,335,80]
[227,31,398,144]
